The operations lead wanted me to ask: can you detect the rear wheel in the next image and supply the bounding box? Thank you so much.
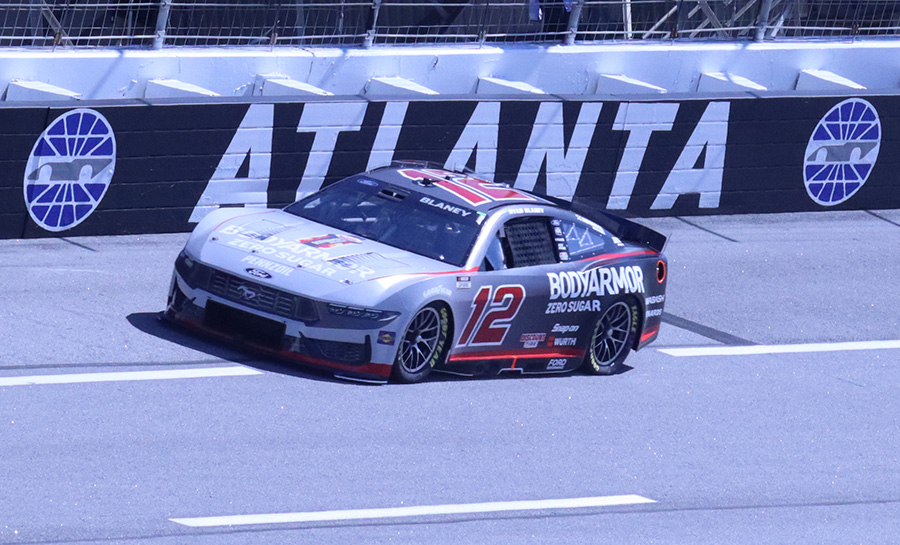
[583,299,639,375]
[392,304,450,383]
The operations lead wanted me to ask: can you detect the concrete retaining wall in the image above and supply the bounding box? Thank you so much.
[8,95,890,238]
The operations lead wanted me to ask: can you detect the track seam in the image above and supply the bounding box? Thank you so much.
[661,312,755,346]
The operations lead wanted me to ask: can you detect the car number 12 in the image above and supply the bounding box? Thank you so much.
[457,284,526,347]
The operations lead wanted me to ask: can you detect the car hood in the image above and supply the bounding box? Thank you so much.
[192,209,459,295]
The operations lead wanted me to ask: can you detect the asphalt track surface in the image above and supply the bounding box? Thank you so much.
[2,210,900,544]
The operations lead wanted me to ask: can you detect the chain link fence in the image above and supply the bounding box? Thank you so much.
[0,1,898,48]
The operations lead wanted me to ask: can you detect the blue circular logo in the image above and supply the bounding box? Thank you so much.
[24,109,117,231]
[803,98,880,206]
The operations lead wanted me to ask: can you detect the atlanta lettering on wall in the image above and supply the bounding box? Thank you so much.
[0,95,895,239]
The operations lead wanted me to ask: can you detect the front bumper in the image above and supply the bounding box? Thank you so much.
[166,269,395,383]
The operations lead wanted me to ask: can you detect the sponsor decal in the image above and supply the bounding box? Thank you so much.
[456,275,472,290]
[547,336,577,347]
[419,196,473,217]
[520,332,547,349]
[804,98,880,206]
[24,109,117,232]
[221,233,338,277]
[218,224,388,279]
[547,358,567,371]
[545,300,601,314]
[547,266,644,300]
[245,267,272,280]
[457,284,526,347]
[377,331,396,346]
[230,219,289,241]
[645,294,666,306]
[646,308,663,318]
[242,255,293,277]
[551,323,580,334]
[300,234,362,249]
[424,286,453,298]
[327,253,398,280]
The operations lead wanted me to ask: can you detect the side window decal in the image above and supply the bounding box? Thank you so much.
[553,218,609,261]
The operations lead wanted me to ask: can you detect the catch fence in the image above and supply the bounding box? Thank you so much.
[0,1,897,48]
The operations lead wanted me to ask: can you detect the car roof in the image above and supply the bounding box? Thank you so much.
[364,161,555,212]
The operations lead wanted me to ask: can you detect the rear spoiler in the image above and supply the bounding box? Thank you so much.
[540,195,668,253]
[590,208,668,254]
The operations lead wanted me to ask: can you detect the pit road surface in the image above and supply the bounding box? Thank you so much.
[2,210,899,544]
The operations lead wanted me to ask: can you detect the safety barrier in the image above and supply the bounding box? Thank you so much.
[6,95,893,238]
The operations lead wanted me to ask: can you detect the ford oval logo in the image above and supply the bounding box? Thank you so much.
[245,268,272,279]
[237,285,258,300]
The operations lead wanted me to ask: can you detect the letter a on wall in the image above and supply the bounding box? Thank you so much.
[190,104,274,223]
[515,102,603,199]
[444,101,500,179]
[652,102,729,209]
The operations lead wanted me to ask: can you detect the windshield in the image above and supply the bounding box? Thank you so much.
[284,176,482,267]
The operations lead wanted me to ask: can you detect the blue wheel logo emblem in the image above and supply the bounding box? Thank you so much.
[24,109,117,231]
[803,98,880,206]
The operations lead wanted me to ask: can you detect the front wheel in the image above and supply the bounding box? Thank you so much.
[392,304,451,383]
[583,299,639,375]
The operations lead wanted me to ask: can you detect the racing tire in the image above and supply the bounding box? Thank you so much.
[392,304,451,383]
[583,298,639,375]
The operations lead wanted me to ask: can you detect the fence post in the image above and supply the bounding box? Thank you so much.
[154,0,172,49]
[364,0,381,48]
[564,0,584,45]
[623,0,634,39]
[755,0,773,41]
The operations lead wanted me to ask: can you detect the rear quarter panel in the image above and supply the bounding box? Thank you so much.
[438,250,663,376]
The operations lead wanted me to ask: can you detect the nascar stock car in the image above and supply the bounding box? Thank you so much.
[165,162,668,383]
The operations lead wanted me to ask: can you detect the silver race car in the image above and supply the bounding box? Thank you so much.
[166,162,668,383]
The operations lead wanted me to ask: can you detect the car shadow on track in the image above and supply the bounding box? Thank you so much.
[126,311,351,385]
[126,311,632,385]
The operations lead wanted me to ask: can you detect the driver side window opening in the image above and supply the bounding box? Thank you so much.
[482,229,508,271]
[481,216,558,271]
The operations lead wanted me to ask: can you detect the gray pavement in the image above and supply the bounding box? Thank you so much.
[1,210,900,544]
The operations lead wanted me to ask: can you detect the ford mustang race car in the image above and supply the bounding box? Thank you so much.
[166,162,667,383]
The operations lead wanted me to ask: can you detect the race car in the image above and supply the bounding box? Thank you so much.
[165,161,668,383]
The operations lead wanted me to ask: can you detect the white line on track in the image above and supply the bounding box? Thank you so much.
[0,366,261,387]
[170,494,656,528]
[660,340,900,358]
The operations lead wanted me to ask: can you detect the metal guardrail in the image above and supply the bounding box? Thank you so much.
[0,1,898,48]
